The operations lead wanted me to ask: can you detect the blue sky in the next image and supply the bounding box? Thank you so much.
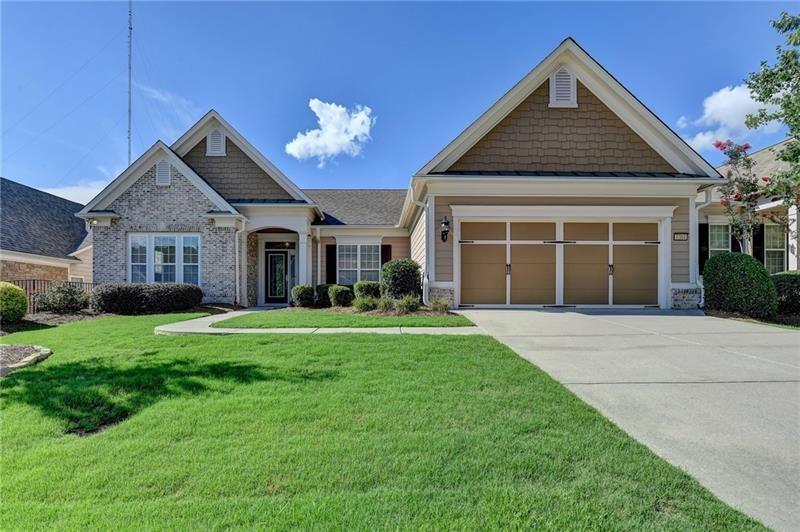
[1,1,791,203]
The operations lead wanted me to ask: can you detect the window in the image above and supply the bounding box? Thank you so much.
[709,224,730,257]
[764,224,786,274]
[69,276,84,283]
[206,129,226,156]
[337,244,380,284]
[155,160,171,186]
[549,66,577,108]
[128,234,201,285]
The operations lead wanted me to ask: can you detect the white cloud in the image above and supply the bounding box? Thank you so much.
[285,98,375,167]
[681,84,780,152]
[136,83,200,141]
[676,115,689,129]
[43,179,110,205]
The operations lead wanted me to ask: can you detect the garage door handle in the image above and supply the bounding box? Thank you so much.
[544,240,576,244]
[506,264,511,275]
[644,241,660,245]
[608,264,614,276]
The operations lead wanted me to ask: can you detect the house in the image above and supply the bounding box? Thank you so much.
[78,38,794,309]
[0,177,92,283]
[697,140,797,276]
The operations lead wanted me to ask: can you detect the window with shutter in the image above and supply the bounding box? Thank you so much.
[206,129,226,156]
[549,67,577,108]
[155,160,171,186]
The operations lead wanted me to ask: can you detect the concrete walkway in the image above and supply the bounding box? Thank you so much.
[154,310,484,336]
[460,308,800,531]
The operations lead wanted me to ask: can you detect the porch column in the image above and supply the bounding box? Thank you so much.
[298,232,309,285]
[789,205,799,271]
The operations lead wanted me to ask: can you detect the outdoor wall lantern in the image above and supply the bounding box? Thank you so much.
[440,216,451,242]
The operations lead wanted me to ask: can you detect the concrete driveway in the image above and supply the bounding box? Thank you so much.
[460,309,800,531]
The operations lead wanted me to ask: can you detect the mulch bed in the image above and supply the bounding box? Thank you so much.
[0,310,110,335]
[276,306,454,318]
[0,344,40,366]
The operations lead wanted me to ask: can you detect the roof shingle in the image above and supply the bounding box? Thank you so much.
[303,189,406,226]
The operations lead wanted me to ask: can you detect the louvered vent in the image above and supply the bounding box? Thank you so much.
[155,160,171,186]
[206,129,225,155]
[549,67,576,107]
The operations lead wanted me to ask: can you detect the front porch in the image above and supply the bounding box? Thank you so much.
[245,228,310,307]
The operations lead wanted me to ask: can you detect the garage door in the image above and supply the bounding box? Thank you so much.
[459,220,660,307]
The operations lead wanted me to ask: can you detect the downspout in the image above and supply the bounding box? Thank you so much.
[408,187,429,305]
[234,215,247,307]
[695,189,712,308]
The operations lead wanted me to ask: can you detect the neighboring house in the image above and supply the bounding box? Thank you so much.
[82,38,747,309]
[697,139,797,276]
[0,177,92,283]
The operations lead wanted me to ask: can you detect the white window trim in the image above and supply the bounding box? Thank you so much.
[206,129,226,156]
[127,233,202,285]
[764,223,786,274]
[548,66,577,108]
[69,276,85,283]
[708,223,731,256]
[336,243,380,285]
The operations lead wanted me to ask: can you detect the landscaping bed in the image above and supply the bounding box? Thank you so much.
[212,307,474,328]
[0,313,760,529]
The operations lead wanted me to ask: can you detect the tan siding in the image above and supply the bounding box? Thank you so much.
[410,211,426,272]
[383,237,410,260]
[448,82,676,174]
[435,196,690,283]
[68,247,93,282]
[183,138,294,200]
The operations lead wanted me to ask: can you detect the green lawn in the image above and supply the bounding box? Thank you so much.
[212,308,475,328]
[1,314,762,529]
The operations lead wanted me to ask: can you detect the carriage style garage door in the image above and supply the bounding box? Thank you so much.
[459,221,660,307]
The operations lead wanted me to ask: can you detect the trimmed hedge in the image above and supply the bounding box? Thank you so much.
[703,252,777,319]
[91,283,203,315]
[316,284,333,308]
[0,282,28,323]
[381,259,422,299]
[353,295,378,313]
[328,285,354,307]
[35,284,89,314]
[772,270,800,315]
[354,280,380,299]
[291,284,315,307]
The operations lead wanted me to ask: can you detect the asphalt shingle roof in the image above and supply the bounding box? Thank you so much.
[303,189,406,226]
[716,139,792,178]
[0,177,87,259]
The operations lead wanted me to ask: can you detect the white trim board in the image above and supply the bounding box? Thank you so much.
[416,38,719,178]
[450,205,678,219]
[0,249,78,266]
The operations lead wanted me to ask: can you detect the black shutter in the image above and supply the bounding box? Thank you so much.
[325,245,336,284]
[381,245,392,265]
[752,224,765,265]
[698,223,709,276]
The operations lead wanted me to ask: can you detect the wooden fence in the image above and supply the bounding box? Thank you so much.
[9,279,97,314]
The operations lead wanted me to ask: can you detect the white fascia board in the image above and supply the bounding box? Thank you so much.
[170,110,318,208]
[68,245,93,257]
[416,38,718,178]
[756,200,787,212]
[450,204,678,220]
[79,141,236,215]
[0,249,79,266]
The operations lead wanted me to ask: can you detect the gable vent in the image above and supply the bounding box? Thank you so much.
[549,67,577,108]
[155,160,171,186]
[206,129,226,156]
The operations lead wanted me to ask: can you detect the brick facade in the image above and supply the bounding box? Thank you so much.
[91,165,237,303]
[671,287,702,310]
[0,260,68,281]
[448,82,677,173]
[429,287,455,309]
[183,138,294,200]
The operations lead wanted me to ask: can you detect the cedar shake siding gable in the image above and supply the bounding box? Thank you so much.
[447,81,678,174]
[182,138,295,201]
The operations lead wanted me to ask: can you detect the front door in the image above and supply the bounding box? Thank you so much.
[265,251,288,304]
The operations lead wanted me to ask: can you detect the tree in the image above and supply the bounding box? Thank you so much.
[746,11,800,209]
[715,140,761,255]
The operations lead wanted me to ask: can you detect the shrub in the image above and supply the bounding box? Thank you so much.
[92,283,203,314]
[35,283,89,314]
[328,285,354,307]
[703,252,777,319]
[0,282,28,323]
[354,280,380,299]
[381,259,422,299]
[353,295,378,313]
[429,298,450,314]
[772,270,800,315]
[316,284,333,307]
[291,284,315,307]
[377,296,395,313]
[395,294,420,315]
